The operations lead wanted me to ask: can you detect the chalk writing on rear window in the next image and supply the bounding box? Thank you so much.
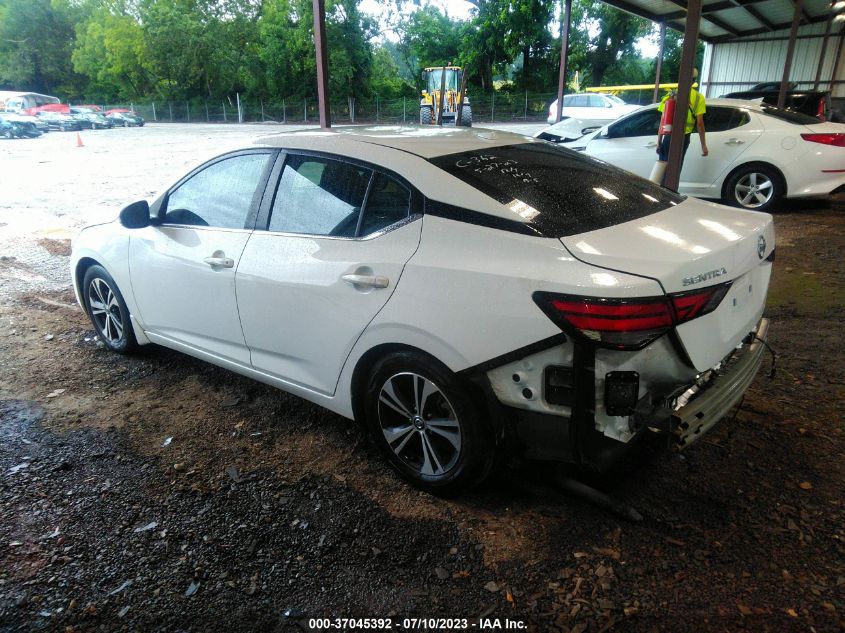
[454,154,539,184]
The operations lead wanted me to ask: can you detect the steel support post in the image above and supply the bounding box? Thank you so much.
[778,0,805,109]
[653,22,666,104]
[312,0,331,128]
[555,0,572,122]
[663,0,702,192]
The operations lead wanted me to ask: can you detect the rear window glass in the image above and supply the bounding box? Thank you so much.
[759,104,819,125]
[429,143,684,238]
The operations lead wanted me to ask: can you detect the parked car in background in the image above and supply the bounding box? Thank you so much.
[547,98,845,211]
[70,108,114,129]
[37,112,82,132]
[105,110,145,127]
[0,115,42,138]
[71,113,94,130]
[545,93,640,134]
[721,88,842,122]
[5,113,49,134]
[72,127,774,493]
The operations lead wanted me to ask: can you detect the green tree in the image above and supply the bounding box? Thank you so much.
[370,45,415,99]
[72,11,154,100]
[0,0,82,95]
[651,29,705,86]
[575,0,651,86]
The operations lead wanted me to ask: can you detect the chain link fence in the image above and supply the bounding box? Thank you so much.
[82,89,659,125]
[83,92,577,125]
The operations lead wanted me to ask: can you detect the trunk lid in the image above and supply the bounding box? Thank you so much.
[561,197,775,371]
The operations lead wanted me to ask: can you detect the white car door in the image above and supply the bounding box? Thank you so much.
[585,108,662,178]
[128,150,275,365]
[236,154,422,395]
[678,106,763,196]
[564,94,593,121]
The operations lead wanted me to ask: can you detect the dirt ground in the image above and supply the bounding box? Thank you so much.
[1,125,844,632]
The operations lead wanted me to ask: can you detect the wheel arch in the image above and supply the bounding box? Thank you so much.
[73,256,101,300]
[350,343,451,425]
[721,160,788,202]
[73,253,151,345]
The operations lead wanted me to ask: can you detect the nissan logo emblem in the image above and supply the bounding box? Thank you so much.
[757,235,766,259]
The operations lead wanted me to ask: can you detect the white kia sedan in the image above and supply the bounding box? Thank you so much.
[71,127,774,493]
[538,98,845,211]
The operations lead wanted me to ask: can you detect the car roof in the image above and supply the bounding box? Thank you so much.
[256,125,536,159]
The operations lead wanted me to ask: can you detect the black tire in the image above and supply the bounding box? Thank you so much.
[364,350,495,494]
[723,163,784,212]
[81,265,137,354]
[459,105,472,127]
[420,106,433,125]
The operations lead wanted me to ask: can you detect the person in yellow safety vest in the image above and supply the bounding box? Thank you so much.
[652,69,708,186]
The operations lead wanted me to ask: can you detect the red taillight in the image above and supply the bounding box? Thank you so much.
[800,133,845,147]
[534,283,731,350]
[816,98,826,122]
[549,298,673,331]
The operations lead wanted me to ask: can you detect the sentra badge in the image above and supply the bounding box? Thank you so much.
[682,267,728,287]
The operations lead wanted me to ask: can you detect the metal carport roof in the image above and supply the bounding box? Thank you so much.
[599,0,839,43]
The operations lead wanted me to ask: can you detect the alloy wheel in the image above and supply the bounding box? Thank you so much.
[377,372,462,477]
[734,172,773,208]
[87,278,124,344]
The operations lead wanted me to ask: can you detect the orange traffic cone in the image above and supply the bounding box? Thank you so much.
[76,133,84,147]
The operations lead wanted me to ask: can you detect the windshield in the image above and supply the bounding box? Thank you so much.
[427,69,460,93]
[429,143,685,238]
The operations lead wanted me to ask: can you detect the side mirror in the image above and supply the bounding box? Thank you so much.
[119,200,150,229]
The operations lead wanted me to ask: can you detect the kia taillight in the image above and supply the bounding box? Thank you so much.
[533,283,731,350]
[800,133,845,147]
[816,98,826,122]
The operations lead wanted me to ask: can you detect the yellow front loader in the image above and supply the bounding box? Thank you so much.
[420,66,472,127]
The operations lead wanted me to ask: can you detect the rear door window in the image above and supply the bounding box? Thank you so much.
[359,173,411,236]
[429,143,684,238]
[268,155,371,237]
[572,95,589,107]
[705,106,750,132]
[588,94,606,108]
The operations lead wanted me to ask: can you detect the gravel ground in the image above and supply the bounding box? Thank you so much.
[0,124,843,632]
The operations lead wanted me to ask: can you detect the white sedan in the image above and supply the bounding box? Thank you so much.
[539,98,845,211]
[545,92,641,131]
[71,127,774,493]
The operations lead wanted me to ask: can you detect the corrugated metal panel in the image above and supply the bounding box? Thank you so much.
[631,0,684,16]
[805,0,834,20]
[701,23,845,97]
[750,0,796,26]
[715,7,763,33]
[736,21,828,41]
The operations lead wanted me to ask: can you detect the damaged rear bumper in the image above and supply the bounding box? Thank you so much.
[672,318,769,448]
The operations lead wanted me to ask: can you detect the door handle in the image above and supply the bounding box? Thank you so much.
[725,138,745,145]
[203,256,234,268]
[342,274,389,289]
[644,141,657,148]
